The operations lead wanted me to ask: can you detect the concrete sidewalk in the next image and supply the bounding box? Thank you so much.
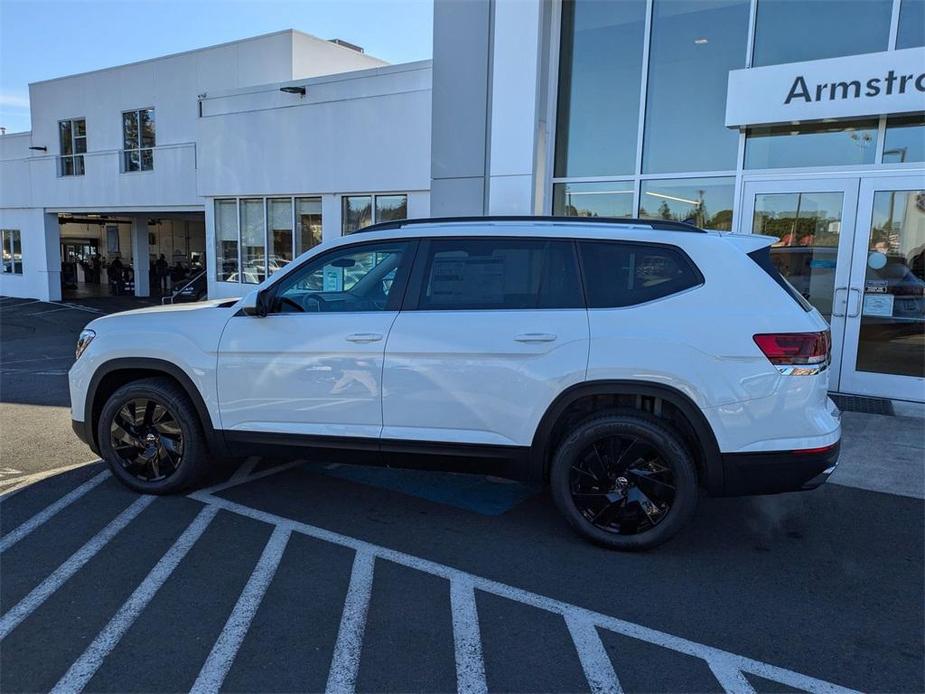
[832,407,925,499]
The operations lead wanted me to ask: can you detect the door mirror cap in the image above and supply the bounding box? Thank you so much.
[240,289,270,317]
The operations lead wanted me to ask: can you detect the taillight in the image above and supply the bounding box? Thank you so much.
[753,330,830,366]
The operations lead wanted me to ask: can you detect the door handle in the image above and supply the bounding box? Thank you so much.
[832,287,847,317]
[514,333,558,343]
[345,333,383,343]
[846,288,862,318]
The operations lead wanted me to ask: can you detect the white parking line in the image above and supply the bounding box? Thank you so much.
[0,459,103,501]
[191,525,291,694]
[450,579,488,694]
[50,505,220,694]
[709,658,758,694]
[566,615,623,694]
[0,470,111,553]
[0,495,155,640]
[326,551,376,694]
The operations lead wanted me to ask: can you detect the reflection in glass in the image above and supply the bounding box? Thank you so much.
[555,0,646,177]
[639,177,734,230]
[856,189,925,378]
[642,0,748,173]
[752,0,892,66]
[553,181,634,217]
[296,197,322,255]
[883,114,925,164]
[375,195,408,223]
[752,192,843,319]
[215,200,238,282]
[268,198,293,275]
[239,199,265,284]
[897,0,925,48]
[342,196,372,234]
[745,120,878,169]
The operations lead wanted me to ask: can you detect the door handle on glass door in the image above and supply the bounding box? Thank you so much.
[514,333,558,343]
[345,333,383,343]
[832,287,848,317]
[847,288,862,318]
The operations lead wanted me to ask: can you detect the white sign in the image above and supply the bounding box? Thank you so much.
[863,293,894,318]
[726,47,925,127]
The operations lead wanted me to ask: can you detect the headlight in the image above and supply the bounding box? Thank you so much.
[75,329,96,360]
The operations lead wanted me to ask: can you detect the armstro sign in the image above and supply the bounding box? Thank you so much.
[725,47,925,128]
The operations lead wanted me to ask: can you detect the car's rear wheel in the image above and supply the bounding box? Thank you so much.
[550,413,698,550]
[98,377,209,494]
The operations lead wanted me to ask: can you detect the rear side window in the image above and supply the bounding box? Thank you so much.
[579,241,702,308]
[747,246,813,312]
[416,238,583,310]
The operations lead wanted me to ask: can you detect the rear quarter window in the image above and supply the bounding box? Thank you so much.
[579,241,703,308]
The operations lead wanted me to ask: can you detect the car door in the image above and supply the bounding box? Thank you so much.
[217,238,415,441]
[382,235,590,449]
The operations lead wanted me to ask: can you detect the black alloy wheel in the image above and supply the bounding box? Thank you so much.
[110,398,184,482]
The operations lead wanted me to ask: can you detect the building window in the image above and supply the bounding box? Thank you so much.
[641,0,748,174]
[240,199,266,284]
[122,108,155,172]
[883,114,925,164]
[215,200,238,282]
[745,119,879,169]
[268,198,294,274]
[58,119,86,176]
[752,0,892,67]
[897,0,925,49]
[639,177,735,230]
[1,230,23,274]
[296,197,322,255]
[554,0,647,178]
[553,181,635,217]
[342,194,408,234]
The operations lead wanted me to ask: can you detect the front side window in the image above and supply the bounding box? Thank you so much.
[122,108,155,172]
[272,240,411,313]
[416,238,583,311]
[58,119,86,176]
[580,241,702,308]
[1,230,23,274]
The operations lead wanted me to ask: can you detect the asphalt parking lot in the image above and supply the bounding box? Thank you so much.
[1,296,923,693]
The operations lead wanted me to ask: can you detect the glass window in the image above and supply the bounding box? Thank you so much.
[375,195,407,223]
[554,0,646,177]
[883,114,925,164]
[579,241,702,308]
[342,196,372,234]
[58,118,86,176]
[897,0,925,48]
[215,200,238,282]
[273,241,411,313]
[268,198,293,275]
[122,108,154,172]
[642,0,748,173]
[855,188,925,377]
[553,181,634,217]
[296,197,323,254]
[745,120,879,169]
[751,192,844,319]
[239,199,266,284]
[639,177,735,230]
[1,230,23,274]
[752,0,892,66]
[417,238,583,310]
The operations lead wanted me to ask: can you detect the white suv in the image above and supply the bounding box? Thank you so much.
[69,217,841,550]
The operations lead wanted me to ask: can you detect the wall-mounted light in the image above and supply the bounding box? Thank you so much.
[29,145,47,152]
[279,86,306,96]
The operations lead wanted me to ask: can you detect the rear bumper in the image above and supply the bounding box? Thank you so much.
[720,441,840,496]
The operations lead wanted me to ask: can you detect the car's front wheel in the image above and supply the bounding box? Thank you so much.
[98,377,209,494]
[550,413,698,550]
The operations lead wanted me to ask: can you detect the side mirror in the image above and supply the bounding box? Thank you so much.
[240,289,270,317]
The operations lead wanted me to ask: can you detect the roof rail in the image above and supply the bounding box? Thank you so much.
[354,215,706,234]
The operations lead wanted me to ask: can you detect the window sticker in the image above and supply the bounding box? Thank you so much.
[862,293,894,317]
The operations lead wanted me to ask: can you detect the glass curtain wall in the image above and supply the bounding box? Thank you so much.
[239,199,266,284]
[296,197,323,255]
[215,200,238,282]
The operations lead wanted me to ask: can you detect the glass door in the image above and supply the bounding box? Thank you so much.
[742,178,859,389]
[838,176,925,402]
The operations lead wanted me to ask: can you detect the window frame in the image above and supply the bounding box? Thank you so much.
[121,107,155,173]
[1,229,23,275]
[58,118,87,177]
[259,237,419,315]
[577,239,704,309]
[402,236,586,312]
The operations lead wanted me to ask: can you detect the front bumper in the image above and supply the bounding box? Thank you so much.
[720,441,840,496]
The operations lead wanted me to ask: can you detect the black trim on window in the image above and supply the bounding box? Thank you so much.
[747,246,813,312]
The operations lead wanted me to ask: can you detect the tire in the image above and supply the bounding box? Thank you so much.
[549,413,698,551]
[97,377,210,494]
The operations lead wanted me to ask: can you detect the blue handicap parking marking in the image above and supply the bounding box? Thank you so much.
[306,463,535,516]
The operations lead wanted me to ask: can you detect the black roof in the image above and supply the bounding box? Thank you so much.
[355,216,706,234]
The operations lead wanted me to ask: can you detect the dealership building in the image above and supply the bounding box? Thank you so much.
[1,0,923,402]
